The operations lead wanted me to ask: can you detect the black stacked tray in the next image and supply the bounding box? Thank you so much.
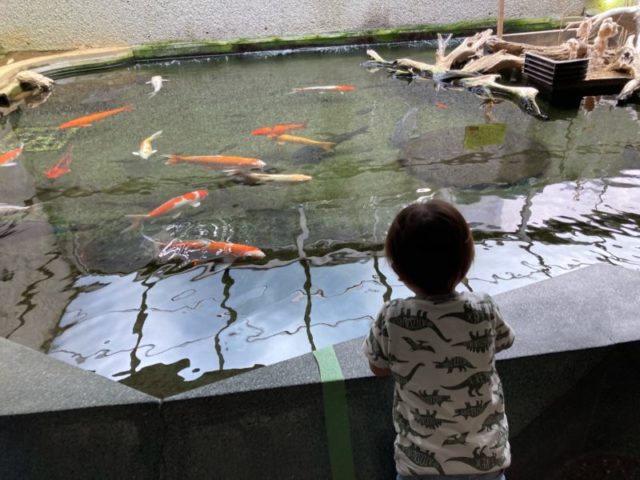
[523,52,630,104]
[523,52,589,87]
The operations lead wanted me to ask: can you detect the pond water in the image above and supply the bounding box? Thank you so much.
[2,42,640,397]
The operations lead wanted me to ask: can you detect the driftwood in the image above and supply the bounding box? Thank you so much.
[436,29,493,69]
[566,6,640,41]
[462,50,524,73]
[15,71,54,91]
[486,37,589,60]
[456,75,546,119]
[364,49,546,119]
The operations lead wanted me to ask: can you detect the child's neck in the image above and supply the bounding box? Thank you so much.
[405,283,456,299]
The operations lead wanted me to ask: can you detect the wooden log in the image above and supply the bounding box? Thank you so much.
[486,37,589,60]
[456,75,546,119]
[462,50,524,73]
[16,71,55,91]
[436,29,494,70]
[566,6,640,41]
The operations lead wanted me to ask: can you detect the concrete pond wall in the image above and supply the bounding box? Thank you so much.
[2,0,586,52]
[2,263,640,479]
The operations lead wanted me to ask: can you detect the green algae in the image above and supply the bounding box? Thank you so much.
[1,17,568,99]
[132,18,566,61]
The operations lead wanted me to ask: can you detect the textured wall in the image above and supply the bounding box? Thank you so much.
[3,0,584,52]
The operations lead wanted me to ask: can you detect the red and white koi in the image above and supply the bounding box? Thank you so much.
[133,131,162,159]
[124,189,208,231]
[0,143,24,167]
[291,85,355,93]
[157,239,265,261]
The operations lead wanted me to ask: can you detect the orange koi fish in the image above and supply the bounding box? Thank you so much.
[124,189,208,231]
[435,102,449,110]
[45,146,73,179]
[291,85,355,93]
[158,239,265,260]
[164,154,266,169]
[0,143,24,167]
[251,122,307,137]
[58,105,133,129]
[272,134,335,152]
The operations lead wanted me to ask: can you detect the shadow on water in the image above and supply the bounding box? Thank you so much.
[290,125,369,164]
[398,127,551,189]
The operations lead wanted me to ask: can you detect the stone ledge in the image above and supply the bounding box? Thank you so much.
[1,263,639,479]
[0,337,157,416]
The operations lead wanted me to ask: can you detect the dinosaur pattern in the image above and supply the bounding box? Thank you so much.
[363,292,514,475]
[451,329,496,354]
[443,370,494,397]
[389,307,451,342]
[402,336,435,353]
[446,446,506,471]
[410,389,452,407]
[453,400,491,419]
[434,356,476,373]
[438,300,495,324]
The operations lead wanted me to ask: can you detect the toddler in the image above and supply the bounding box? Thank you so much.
[363,200,515,480]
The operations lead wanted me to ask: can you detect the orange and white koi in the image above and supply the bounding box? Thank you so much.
[291,85,355,93]
[124,189,208,231]
[251,122,307,137]
[58,105,133,129]
[435,102,449,110]
[271,133,335,152]
[229,170,312,185]
[133,131,162,159]
[164,154,266,169]
[157,239,265,260]
[0,143,24,167]
[45,146,73,179]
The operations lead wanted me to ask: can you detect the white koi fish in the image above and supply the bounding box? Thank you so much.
[0,203,41,216]
[132,131,162,159]
[229,170,312,185]
[147,75,168,97]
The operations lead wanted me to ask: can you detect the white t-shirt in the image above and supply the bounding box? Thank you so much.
[363,291,515,476]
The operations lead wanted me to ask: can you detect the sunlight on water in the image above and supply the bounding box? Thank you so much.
[1,43,640,396]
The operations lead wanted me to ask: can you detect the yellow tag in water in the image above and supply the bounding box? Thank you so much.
[464,123,507,150]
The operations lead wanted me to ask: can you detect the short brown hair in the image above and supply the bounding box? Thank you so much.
[385,200,474,294]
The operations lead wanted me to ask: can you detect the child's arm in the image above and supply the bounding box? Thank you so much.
[362,302,392,375]
[491,299,515,352]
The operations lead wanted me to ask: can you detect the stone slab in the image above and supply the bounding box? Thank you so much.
[0,337,158,416]
[493,264,640,359]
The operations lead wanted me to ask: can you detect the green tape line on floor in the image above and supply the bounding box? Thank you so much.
[313,346,356,480]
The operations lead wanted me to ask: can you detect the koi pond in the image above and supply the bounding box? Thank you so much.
[2,42,640,397]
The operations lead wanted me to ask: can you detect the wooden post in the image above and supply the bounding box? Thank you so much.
[497,0,505,38]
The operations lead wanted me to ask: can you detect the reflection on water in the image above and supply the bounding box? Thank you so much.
[1,44,640,396]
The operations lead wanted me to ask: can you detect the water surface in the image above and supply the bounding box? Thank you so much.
[1,43,639,396]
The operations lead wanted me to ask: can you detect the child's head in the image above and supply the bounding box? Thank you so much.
[385,200,474,295]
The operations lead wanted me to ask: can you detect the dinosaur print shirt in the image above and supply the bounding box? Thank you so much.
[363,291,515,476]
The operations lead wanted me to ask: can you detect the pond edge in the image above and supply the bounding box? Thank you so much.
[0,17,568,106]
